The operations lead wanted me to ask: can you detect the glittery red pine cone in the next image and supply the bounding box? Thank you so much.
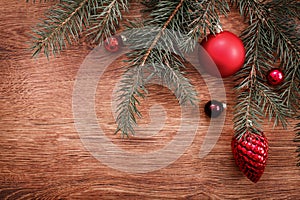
[231,132,269,183]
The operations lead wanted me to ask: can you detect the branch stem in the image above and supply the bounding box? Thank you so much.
[141,0,185,66]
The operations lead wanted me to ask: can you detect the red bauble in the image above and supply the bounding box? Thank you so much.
[267,68,284,85]
[104,36,120,52]
[232,132,268,183]
[200,31,245,78]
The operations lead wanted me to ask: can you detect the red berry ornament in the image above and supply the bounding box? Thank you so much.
[231,132,268,183]
[267,68,284,85]
[200,31,245,78]
[104,36,120,52]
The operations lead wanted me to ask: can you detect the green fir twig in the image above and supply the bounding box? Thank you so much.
[29,0,128,58]
[115,0,198,137]
[87,0,128,44]
[30,0,97,58]
[232,0,299,139]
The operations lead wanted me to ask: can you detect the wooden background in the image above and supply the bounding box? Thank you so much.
[0,1,299,199]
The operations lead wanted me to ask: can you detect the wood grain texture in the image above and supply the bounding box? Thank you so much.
[0,1,299,199]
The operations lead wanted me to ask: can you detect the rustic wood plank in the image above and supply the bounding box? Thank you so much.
[0,1,299,199]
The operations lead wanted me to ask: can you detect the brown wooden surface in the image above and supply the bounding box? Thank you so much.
[0,1,299,199]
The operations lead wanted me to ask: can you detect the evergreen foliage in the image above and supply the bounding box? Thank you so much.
[29,0,128,58]
[231,0,299,139]
[28,0,299,162]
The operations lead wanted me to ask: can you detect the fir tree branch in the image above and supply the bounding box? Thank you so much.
[30,0,96,58]
[158,60,197,105]
[115,65,146,137]
[87,0,128,43]
[273,13,300,112]
[143,0,229,53]
[232,0,300,113]
[233,0,299,139]
[115,0,198,136]
[233,7,291,138]
[257,82,290,127]
[268,5,300,111]
[185,0,229,52]
[140,0,185,67]
[234,21,264,138]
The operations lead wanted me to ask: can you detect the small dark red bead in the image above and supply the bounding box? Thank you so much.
[204,100,225,118]
[267,68,284,85]
[104,36,121,52]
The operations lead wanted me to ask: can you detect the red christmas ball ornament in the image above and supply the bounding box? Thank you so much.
[232,132,268,183]
[267,68,284,86]
[104,36,121,52]
[200,30,246,78]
